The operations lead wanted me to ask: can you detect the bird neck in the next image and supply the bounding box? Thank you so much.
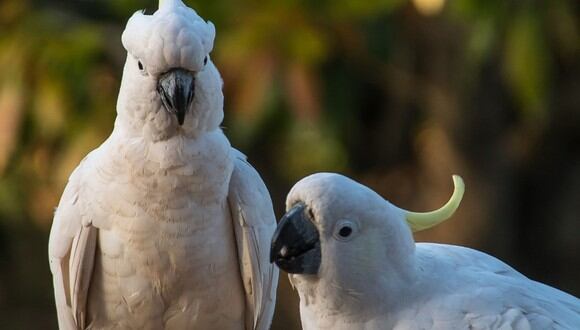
[291,257,418,322]
[102,127,233,202]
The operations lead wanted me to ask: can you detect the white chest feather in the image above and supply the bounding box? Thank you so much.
[82,131,245,329]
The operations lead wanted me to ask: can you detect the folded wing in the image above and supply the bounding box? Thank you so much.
[228,149,279,330]
[48,158,97,330]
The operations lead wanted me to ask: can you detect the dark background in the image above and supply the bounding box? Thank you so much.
[0,0,579,328]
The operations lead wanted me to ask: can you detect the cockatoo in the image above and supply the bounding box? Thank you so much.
[48,1,278,329]
[271,173,580,329]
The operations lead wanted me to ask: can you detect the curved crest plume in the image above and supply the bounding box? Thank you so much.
[399,175,465,232]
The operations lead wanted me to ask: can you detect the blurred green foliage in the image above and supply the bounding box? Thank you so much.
[0,0,579,328]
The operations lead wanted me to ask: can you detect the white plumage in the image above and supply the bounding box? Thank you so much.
[48,1,278,329]
[271,172,580,329]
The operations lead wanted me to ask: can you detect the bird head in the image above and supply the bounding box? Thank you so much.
[270,173,464,291]
[117,0,222,140]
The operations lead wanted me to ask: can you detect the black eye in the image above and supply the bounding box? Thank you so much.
[203,56,208,65]
[138,61,144,71]
[338,226,352,238]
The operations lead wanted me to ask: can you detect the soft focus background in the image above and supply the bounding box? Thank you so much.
[0,0,579,328]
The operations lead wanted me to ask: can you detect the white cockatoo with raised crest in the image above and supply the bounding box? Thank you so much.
[48,1,278,329]
[271,173,580,329]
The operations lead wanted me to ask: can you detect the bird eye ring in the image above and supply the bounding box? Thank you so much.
[333,220,357,241]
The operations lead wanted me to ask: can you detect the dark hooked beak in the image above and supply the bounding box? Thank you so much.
[270,203,321,275]
[157,68,195,125]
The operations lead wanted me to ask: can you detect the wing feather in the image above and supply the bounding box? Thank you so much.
[48,158,97,330]
[413,244,580,329]
[228,149,279,330]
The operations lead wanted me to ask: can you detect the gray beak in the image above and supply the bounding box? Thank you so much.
[270,203,321,275]
[157,68,195,125]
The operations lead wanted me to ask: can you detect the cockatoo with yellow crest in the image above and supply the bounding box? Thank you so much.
[271,173,580,329]
[48,0,278,329]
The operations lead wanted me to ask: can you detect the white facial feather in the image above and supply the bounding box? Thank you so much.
[286,173,416,315]
[115,1,222,141]
[122,3,215,75]
[286,173,416,263]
